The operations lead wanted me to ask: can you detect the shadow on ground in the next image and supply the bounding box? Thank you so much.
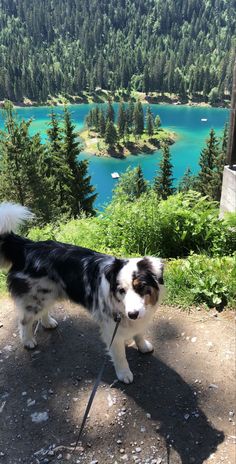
[0,305,225,464]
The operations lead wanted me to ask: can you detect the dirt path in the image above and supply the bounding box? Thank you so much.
[0,299,235,464]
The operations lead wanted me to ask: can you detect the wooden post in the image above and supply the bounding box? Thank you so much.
[227,59,236,168]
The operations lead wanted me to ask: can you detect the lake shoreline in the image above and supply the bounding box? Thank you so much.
[79,128,177,159]
[0,90,230,110]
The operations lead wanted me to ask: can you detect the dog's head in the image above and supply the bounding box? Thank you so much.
[105,256,164,320]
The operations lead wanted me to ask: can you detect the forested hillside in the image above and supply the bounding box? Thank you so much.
[0,0,235,102]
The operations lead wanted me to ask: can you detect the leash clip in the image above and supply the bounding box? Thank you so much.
[113,312,122,323]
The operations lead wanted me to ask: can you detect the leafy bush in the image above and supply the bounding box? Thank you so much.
[164,254,236,309]
[100,190,235,257]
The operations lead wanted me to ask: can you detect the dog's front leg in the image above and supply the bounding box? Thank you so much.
[109,337,134,384]
[134,334,154,353]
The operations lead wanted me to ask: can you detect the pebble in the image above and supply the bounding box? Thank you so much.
[31,411,49,423]
[90,461,98,464]
[191,337,197,343]
[57,454,63,460]
[135,447,142,453]
[146,413,151,419]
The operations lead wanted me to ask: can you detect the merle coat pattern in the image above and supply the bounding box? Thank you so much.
[0,203,164,383]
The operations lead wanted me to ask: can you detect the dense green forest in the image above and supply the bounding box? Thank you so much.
[0,0,235,102]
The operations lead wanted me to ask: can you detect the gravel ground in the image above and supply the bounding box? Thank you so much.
[0,298,235,464]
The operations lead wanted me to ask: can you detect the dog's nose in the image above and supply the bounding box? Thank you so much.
[128,310,139,320]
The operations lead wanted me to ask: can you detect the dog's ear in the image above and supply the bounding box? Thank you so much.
[104,258,125,292]
[146,257,164,285]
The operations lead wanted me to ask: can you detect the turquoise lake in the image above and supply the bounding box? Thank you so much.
[0,103,229,209]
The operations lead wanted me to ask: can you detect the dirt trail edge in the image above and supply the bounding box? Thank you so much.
[0,299,235,464]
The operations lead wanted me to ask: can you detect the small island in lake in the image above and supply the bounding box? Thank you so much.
[80,101,176,158]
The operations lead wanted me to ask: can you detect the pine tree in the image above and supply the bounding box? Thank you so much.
[105,120,117,146]
[61,107,97,216]
[106,101,115,123]
[0,101,52,223]
[46,110,71,216]
[221,122,228,156]
[114,165,147,200]
[117,102,126,138]
[127,100,135,132]
[135,165,147,197]
[98,109,106,137]
[178,167,196,192]
[154,144,175,199]
[146,106,154,136]
[196,128,222,199]
[133,102,144,136]
[154,115,161,131]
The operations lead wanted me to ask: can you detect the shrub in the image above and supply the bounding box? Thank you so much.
[100,190,236,258]
[164,253,236,309]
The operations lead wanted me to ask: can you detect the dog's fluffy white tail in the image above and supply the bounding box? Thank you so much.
[0,202,34,235]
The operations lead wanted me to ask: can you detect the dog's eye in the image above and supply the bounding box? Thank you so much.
[118,288,126,295]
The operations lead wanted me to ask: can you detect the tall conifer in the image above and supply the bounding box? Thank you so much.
[154,144,175,199]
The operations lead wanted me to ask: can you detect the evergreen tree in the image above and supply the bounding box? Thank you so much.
[0,101,52,223]
[127,100,135,132]
[221,122,229,156]
[105,120,118,146]
[114,165,147,200]
[154,144,175,199]
[98,109,106,137]
[61,107,97,216]
[146,106,154,136]
[133,102,144,136]
[46,110,71,216]
[117,102,126,138]
[178,167,196,192]
[154,115,161,131]
[196,128,222,199]
[106,101,115,123]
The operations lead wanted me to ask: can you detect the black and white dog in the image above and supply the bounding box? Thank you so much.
[0,203,164,383]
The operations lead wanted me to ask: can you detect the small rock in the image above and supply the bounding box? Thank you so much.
[117,440,122,444]
[90,460,98,464]
[135,447,142,453]
[184,414,190,420]
[65,453,71,460]
[209,384,218,389]
[146,413,151,419]
[31,411,49,423]
[229,411,235,417]
[27,399,36,407]
[57,454,63,460]
[191,337,197,343]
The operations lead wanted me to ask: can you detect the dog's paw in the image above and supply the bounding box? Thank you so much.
[24,338,38,349]
[42,316,58,329]
[116,368,134,384]
[137,339,154,354]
